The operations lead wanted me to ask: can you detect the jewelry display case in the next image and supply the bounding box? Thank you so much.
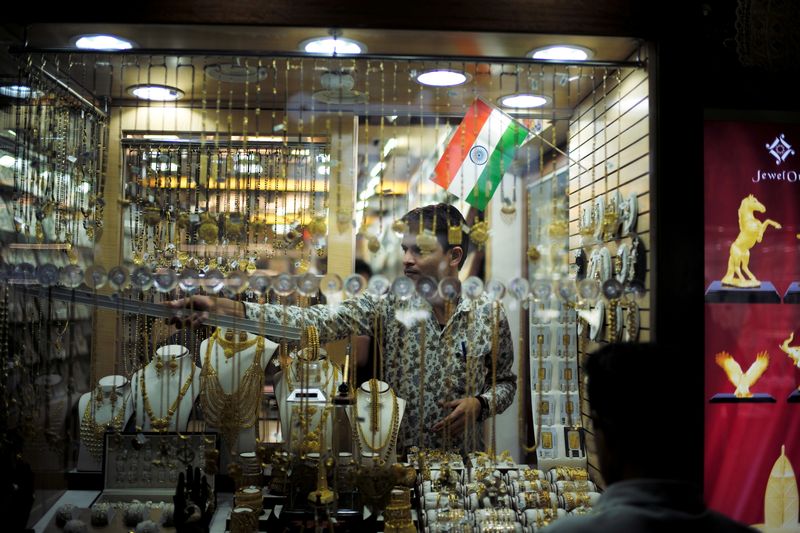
[0,22,655,532]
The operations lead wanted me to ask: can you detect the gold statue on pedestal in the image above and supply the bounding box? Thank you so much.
[722,194,781,288]
[715,351,769,398]
[780,333,800,369]
[753,445,799,532]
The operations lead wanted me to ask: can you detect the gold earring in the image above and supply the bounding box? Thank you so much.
[169,355,179,377]
[238,331,247,343]
[225,329,235,342]
[154,356,164,376]
[109,387,118,406]
[94,385,104,405]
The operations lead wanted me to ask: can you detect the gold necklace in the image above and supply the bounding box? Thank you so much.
[213,330,260,359]
[353,385,399,465]
[291,403,331,456]
[140,363,195,433]
[80,397,127,460]
[201,334,264,453]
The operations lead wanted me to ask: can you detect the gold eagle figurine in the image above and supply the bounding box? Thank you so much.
[715,350,769,398]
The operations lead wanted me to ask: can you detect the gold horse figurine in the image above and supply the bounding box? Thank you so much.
[721,194,781,288]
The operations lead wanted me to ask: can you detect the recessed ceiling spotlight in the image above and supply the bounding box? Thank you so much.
[528,45,593,61]
[127,84,184,101]
[73,34,135,51]
[205,63,268,83]
[414,69,470,87]
[300,37,365,56]
[498,93,549,109]
[0,85,43,99]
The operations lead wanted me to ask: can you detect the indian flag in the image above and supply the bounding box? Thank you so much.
[431,98,530,210]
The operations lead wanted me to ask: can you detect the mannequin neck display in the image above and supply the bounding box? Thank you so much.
[274,355,341,449]
[199,329,277,459]
[133,345,200,433]
[201,328,277,393]
[273,355,342,457]
[349,379,406,465]
[78,376,133,470]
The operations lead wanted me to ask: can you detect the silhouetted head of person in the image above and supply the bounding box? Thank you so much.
[586,342,687,485]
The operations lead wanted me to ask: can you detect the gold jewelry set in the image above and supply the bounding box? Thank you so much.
[550,466,589,481]
[154,355,179,377]
[230,507,259,533]
[523,490,556,510]
[80,397,128,460]
[201,330,265,451]
[234,486,263,515]
[383,489,415,533]
[352,380,400,465]
[140,362,195,433]
[291,403,331,456]
[560,491,591,511]
[527,508,558,529]
[216,331,260,360]
[522,468,546,482]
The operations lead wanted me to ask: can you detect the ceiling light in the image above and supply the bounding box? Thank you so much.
[300,37,365,56]
[415,69,469,87]
[498,94,549,109]
[0,155,15,168]
[0,85,43,99]
[205,63,268,83]
[528,45,592,61]
[73,34,135,51]
[128,84,184,101]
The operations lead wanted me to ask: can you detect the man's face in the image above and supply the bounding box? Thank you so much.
[401,233,454,282]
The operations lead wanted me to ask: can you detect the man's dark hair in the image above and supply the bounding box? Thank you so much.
[585,342,685,480]
[401,203,470,269]
[354,258,373,279]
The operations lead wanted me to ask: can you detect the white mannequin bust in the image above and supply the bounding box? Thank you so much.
[132,344,201,433]
[77,375,133,471]
[347,379,405,466]
[198,328,278,458]
[274,351,340,454]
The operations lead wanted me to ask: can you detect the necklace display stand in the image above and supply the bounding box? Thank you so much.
[77,375,133,471]
[347,379,405,466]
[132,344,201,433]
[274,355,340,455]
[198,329,278,462]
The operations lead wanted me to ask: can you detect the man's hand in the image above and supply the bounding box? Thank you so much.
[165,295,220,329]
[432,397,482,434]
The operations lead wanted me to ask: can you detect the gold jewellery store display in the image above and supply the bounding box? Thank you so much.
[415,451,598,532]
[0,49,665,533]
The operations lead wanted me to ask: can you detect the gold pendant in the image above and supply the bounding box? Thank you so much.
[368,235,381,252]
[447,224,462,245]
[527,245,541,262]
[416,231,438,255]
[470,220,489,249]
[392,219,409,235]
